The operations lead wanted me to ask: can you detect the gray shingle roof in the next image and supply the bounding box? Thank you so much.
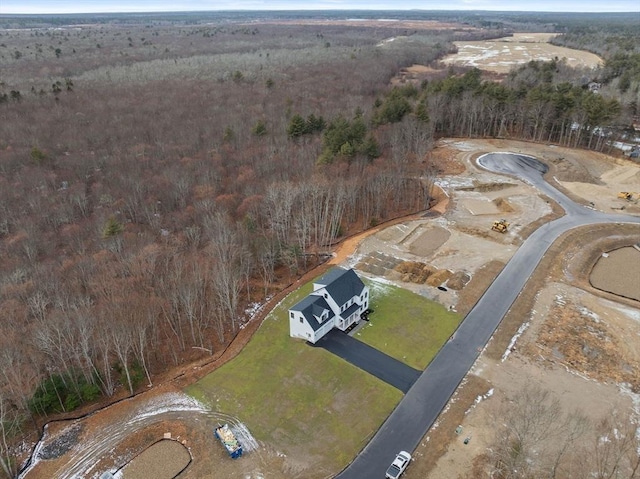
[317,267,365,307]
[290,295,334,332]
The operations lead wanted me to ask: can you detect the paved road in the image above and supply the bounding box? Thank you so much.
[335,152,640,478]
[314,329,421,393]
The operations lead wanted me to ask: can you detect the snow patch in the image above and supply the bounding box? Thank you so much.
[613,305,640,324]
[135,393,207,421]
[376,37,396,46]
[578,306,600,323]
[365,276,396,294]
[465,388,494,414]
[435,176,475,189]
[232,422,259,452]
[501,322,529,362]
[18,424,49,478]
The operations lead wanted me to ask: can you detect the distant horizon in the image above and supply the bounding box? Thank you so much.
[1,1,639,15]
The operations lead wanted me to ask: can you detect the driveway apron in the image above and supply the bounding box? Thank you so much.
[313,329,421,393]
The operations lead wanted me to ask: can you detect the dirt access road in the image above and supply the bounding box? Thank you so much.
[20,139,640,479]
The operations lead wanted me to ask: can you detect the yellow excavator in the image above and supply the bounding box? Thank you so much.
[492,219,509,233]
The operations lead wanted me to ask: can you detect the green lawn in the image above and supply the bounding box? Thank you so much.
[185,273,461,474]
[357,279,462,370]
[186,281,402,472]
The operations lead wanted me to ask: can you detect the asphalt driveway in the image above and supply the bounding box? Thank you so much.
[313,329,421,393]
[334,153,640,479]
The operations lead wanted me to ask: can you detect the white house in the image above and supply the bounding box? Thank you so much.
[289,267,369,343]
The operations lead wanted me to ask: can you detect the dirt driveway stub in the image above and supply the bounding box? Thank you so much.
[21,139,640,479]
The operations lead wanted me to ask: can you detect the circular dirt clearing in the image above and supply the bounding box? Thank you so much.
[121,439,191,479]
[590,247,640,301]
[409,226,451,257]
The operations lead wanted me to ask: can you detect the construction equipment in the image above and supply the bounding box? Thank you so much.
[492,219,509,233]
[618,192,634,200]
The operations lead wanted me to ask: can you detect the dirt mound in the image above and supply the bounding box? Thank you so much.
[458,182,517,192]
[394,261,455,287]
[426,269,453,287]
[548,156,603,184]
[396,261,438,283]
[493,198,514,213]
[446,271,471,290]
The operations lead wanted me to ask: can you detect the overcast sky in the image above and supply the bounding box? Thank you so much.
[1,0,639,14]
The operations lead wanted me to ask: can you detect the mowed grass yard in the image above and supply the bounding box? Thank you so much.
[186,273,461,475]
[357,279,462,370]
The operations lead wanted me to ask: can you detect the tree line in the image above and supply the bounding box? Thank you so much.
[0,16,638,477]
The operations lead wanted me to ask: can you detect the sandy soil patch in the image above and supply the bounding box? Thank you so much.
[557,180,640,214]
[555,158,640,213]
[391,64,445,86]
[442,34,603,74]
[460,198,501,215]
[441,138,640,215]
[120,439,190,479]
[499,33,558,43]
[591,247,640,301]
[407,226,451,256]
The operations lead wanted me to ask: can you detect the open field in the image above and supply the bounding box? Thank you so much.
[443,32,603,74]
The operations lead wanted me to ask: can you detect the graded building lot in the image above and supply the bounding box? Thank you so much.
[590,247,640,301]
[406,142,640,479]
[21,139,640,479]
[121,439,191,479]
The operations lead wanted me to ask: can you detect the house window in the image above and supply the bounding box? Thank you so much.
[299,317,303,323]
[324,293,327,298]
[290,312,294,319]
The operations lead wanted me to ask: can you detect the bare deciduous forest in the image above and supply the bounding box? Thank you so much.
[0,10,638,478]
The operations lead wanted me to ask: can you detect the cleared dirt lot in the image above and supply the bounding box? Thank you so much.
[590,246,640,301]
[21,139,640,479]
[408,142,640,479]
[442,32,603,74]
[120,439,191,479]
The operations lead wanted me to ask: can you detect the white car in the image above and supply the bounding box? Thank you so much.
[385,451,411,479]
